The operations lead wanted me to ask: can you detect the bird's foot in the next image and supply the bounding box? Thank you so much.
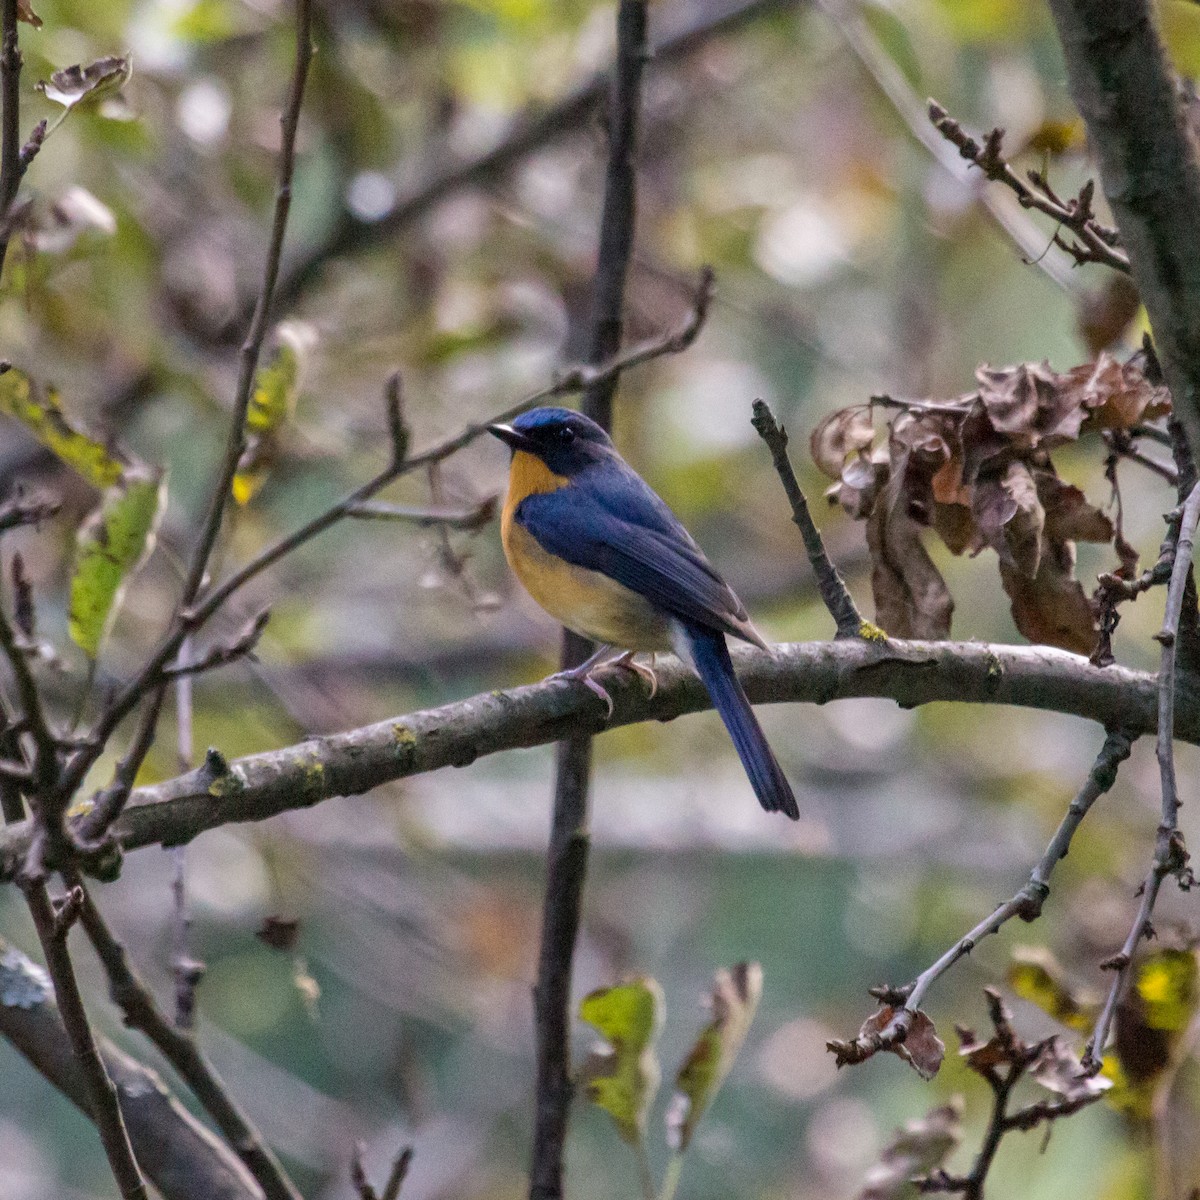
[550,659,615,719]
[614,650,657,698]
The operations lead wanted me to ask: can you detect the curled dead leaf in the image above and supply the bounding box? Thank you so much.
[811,405,876,478]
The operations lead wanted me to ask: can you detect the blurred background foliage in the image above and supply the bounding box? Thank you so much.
[0,0,1197,1197]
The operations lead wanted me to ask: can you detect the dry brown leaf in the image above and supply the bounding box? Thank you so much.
[1077,274,1141,356]
[867,472,953,639]
[1037,472,1113,543]
[1001,540,1097,655]
[17,0,41,26]
[811,405,876,478]
[972,461,1045,578]
[1065,352,1170,430]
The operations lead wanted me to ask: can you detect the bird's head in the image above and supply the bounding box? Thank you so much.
[488,407,613,475]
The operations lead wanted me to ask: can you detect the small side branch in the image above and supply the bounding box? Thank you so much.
[927,100,1130,274]
[1084,483,1200,1069]
[832,727,1134,1065]
[751,399,863,638]
[920,991,1107,1199]
[21,879,149,1199]
[351,1143,414,1200]
[68,874,304,1200]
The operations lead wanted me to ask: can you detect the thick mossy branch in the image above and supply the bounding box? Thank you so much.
[0,639,1183,880]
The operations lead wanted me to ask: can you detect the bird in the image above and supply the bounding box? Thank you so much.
[488,406,798,819]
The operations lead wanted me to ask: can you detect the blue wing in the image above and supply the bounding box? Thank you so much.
[514,461,763,646]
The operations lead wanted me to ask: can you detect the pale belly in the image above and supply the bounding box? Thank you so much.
[502,518,671,650]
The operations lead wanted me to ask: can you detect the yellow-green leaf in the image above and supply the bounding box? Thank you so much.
[1102,948,1199,1122]
[233,320,314,505]
[578,977,664,1145]
[69,467,166,658]
[666,962,762,1152]
[1134,948,1198,1032]
[1007,946,1095,1033]
[0,367,125,488]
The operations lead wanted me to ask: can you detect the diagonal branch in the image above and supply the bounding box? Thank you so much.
[836,727,1135,1065]
[0,934,262,1200]
[66,872,304,1200]
[751,399,864,638]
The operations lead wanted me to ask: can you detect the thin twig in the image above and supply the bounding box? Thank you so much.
[59,267,715,812]
[64,872,304,1200]
[160,610,271,679]
[346,498,497,531]
[927,101,1130,274]
[838,728,1134,1063]
[57,0,315,830]
[1085,482,1200,1070]
[0,0,22,275]
[21,878,149,1199]
[920,991,1106,1199]
[0,584,55,796]
[351,1143,414,1200]
[180,0,314,608]
[532,4,648,1197]
[750,399,864,638]
[816,0,1081,291]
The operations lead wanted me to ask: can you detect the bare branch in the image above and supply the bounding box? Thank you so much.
[0,0,24,275]
[161,610,271,680]
[751,399,864,638]
[0,934,262,1200]
[346,498,496,532]
[533,3,649,1195]
[846,728,1134,1061]
[0,639,1185,884]
[20,878,148,1198]
[67,873,304,1200]
[927,100,1130,274]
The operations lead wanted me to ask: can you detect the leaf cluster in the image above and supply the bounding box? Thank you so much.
[811,351,1170,652]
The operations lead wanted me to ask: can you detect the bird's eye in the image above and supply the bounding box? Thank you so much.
[557,426,576,444]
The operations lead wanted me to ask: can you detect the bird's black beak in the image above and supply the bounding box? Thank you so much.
[487,423,534,452]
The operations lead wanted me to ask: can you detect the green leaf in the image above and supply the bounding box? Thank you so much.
[578,977,664,1145]
[69,467,166,659]
[38,56,132,113]
[233,321,315,506]
[666,962,762,1152]
[0,366,126,489]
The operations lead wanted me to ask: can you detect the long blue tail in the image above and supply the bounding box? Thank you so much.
[676,624,798,819]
